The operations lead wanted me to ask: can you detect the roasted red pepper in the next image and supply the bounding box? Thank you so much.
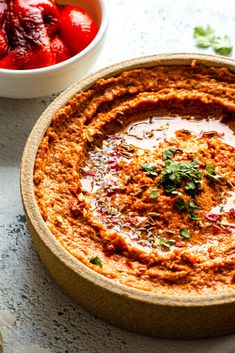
[16,0,59,37]
[59,6,98,55]
[51,35,71,63]
[0,0,8,58]
[0,0,98,70]
[3,0,57,69]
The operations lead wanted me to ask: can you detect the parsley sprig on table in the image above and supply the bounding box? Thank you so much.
[194,25,233,56]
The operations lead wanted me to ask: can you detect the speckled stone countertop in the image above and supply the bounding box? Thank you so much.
[1,0,235,352]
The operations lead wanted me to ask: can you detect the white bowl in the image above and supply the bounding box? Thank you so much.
[0,0,108,99]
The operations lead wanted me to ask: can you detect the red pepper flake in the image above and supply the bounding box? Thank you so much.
[175,241,185,248]
[205,213,222,222]
[229,208,235,219]
[86,168,96,176]
[98,215,107,223]
[79,202,86,209]
[109,160,119,170]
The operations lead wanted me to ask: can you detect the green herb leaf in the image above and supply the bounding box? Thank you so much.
[159,238,175,248]
[175,197,188,211]
[193,25,233,56]
[162,147,183,160]
[180,228,192,239]
[175,197,201,220]
[141,163,158,177]
[206,165,216,176]
[188,198,201,210]
[164,184,177,194]
[150,187,158,199]
[194,25,215,48]
[188,198,201,220]
[205,165,227,181]
[188,212,200,221]
[185,181,198,195]
[212,35,233,55]
[158,160,202,195]
[90,256,102,268]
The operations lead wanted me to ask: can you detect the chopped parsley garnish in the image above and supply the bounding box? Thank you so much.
[188,212,200,221]
[158,160,202,195]
[141,162,158,177]
[188,198,201,211]
[206,165,216,176]
[90,256,102,268]
[188,198,201,220]
[162,147,183,160]
[180,228,191,239]
[159,238,175,248]
[175,197,187,211]
[150,187,158,199]
[205,165,227,181]
[193,25,233,56]
[175,197,201,220]
[185,181,198,195]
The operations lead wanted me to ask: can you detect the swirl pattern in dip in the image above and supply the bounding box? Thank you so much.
[34,63,235,294]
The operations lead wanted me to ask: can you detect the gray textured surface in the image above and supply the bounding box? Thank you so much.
[1,0,235,352]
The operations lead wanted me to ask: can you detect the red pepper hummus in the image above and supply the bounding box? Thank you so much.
[34,63,235,295]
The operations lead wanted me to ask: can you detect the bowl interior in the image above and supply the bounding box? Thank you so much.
[21,53,235,307]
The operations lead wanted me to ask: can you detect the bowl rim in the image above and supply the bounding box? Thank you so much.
[21,52,235,308]
[0,0,108,75]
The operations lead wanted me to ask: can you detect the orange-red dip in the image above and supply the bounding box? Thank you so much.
[34,63,235,295]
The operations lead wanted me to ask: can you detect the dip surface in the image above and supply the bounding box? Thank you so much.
[34,63,235,295]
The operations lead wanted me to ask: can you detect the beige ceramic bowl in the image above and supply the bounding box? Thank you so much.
[0,0,108,98]
[21,53,235,339]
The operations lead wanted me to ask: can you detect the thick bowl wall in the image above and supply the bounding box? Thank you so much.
[21,53,235,338]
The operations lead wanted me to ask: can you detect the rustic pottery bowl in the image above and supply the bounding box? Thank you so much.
[21,53,235,339]
[0,0,108,99]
